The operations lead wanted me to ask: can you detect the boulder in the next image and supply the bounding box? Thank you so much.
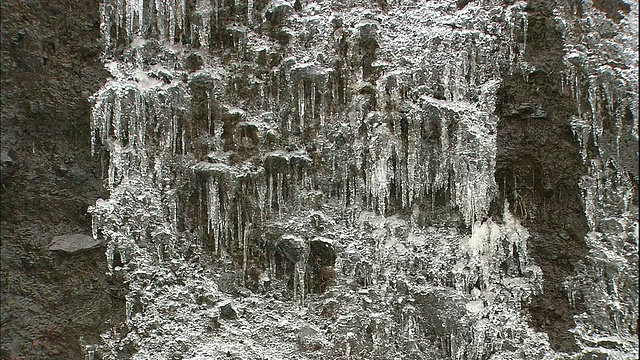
[309,237,335,263]
[219,301,237,319]
[298,324,324,350]
[49,234,102,253]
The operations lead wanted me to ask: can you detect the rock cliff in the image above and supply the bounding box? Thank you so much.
[1,0,637,359]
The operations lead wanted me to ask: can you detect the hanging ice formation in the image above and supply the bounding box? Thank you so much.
[558,0,639,348]
[89,0,535,299]
[92,0,536,229]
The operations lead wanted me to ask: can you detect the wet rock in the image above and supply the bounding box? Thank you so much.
[307,237,337,292]
[0,148,17,184]
[309,237,336,266]
[265,3,293,27]
[275,235,306,263]
[49,234,102,253]
[185,53,204,72]
[308,212,329,231]
[263,150,311,174]
[298,324,324,350]
[69,166,89,184]
[219,301,237,319]
[1,148,16,169]
[582,350,609,360]
[206,315,221,332]
[413,288,466,336]
[506,103,547,119]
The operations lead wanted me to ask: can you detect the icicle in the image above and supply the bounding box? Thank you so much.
[92,214,99,240]
[320,84,326,127]
[293,260,298,306]
[310,82,316,125]
[294,256,307,307]
[243,222,250,287]
[342,165,348,209]
[237,200,242,247]
[126,297,133,322]
[299,81,305,130]
[168,0,176,43]
[214,0,219,28]
[207,177,221,254]
[207,89,213,135]
[181,129,187,155]
[172,196,178,231]
[171,114,177,154]
[268,173,273,213]
[223,198,231,248]
[522,15,528,54]
[442,64,451,101]
[277,173,284,218]
[106,242,115,274]
[86,345,95,360]
[198,4,211,49]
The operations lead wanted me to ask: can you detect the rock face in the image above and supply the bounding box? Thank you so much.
[1,1,127,359]
[1,0,637,359]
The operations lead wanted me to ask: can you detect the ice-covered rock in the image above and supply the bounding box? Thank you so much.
[86,0,637,359]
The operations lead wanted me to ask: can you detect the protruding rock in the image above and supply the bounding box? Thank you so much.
[49,234,102,253]
[298,324,324,350]
[275,235,306,263]
[69,166,89,184]
[309,237,336,267]
[185,52,204,72]
[265,2,293,27]
[413,287,466,336]
[219,301,237,319]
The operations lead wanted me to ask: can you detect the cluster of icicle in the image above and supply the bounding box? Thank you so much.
[90,74,189,189]
[88,175,180,274]
[360,97,498,226]
[562,0,639,160]
[92,0,531,290]
[346,208,543,360]
[565,52,639,164]
[101,0,187,53]
[559,1,639,354]
[100,0,263,55]
[94,0,533,234]
[88,66,187,274]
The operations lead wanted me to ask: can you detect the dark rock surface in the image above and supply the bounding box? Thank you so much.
[1,1,126,359]
[492,0,591,351]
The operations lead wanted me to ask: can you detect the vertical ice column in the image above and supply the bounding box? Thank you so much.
[294,258,307,307]
[522,14,528,54]
[242,221,250,286]
[298,81,305,130]
[196,0,212,49]
[207,177,221,253]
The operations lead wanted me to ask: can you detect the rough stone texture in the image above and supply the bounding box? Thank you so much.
[0,1,126,359]
[1,0,637,359]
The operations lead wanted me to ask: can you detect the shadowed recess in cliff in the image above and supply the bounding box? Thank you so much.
[492,0,589,352]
